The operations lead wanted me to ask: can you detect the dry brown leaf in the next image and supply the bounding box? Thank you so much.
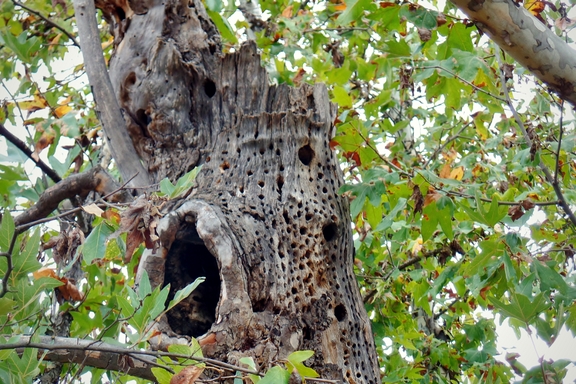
[125,229,144,263]
[423,188,441,207]
[170,366,204,384]
[293,68,306,85]
[411,184,424,214]
[59,279,84,301]
[281,5,293,17]
[508,205,524,221]
[102,209,121,223]
[33,267,58,279]
[521,199,535,210]
[83,203,104,217]
[33,130,55,161]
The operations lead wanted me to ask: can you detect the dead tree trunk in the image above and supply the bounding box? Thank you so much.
[98,0,379,382]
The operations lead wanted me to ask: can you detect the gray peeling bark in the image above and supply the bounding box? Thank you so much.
[73,0,151,188]
[96,0,380,382]
[450,0,576,106]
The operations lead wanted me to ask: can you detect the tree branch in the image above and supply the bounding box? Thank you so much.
[13,166,129,230]
[449,0,576,106]
[495,50,576,227]
[0,335,261,381]
[0,123,62,184]
[72,0,150,188]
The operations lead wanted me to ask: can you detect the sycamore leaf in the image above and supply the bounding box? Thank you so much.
[490,292,549,324]
[54,105,72,118]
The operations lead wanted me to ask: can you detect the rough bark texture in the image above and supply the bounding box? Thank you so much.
[98,0,380,382]
[450,0,576,106]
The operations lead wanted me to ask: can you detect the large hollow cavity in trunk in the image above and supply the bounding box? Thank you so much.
[163,227,221,337]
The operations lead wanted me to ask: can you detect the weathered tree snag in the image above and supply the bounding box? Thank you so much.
[449,0,576,106]
[97,0,380,382]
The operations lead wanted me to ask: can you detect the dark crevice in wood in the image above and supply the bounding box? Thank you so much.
[164,229,221,338]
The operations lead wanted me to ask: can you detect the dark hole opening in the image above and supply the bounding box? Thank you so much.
[298,145,314,165]
[164,229,221,337]
[204,79,216,98]
[322,222,338,242]
[334,304,347,322]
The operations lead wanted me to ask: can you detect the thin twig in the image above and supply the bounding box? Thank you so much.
[12,1,80,48]
[424,122,472,168]
[414,65,507,102]
[356,130,412,176]
[0,231,18,298]
[444,190,557,206]
[0,123,62,183]
[553,100,565,185]
[15,172,136,233]
[495,49,576,227]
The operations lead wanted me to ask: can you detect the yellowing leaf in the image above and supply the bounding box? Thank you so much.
[524,0,545,16]
[33,129,56,160]
[472,163,483,177]
[411,237,423,254]
[54,105,72,118]
[18,93,48,112]
[101,35,114,50]
[449,166,464,180]
[439,163,451,178]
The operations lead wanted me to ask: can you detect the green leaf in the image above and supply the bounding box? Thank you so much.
[0,31,41,64]
[139,270,152,298]
[206,10,237,44]
[287,350,314,364]
[399,4,439,29]
[375,198,407,231]
[533,261,576,300]
[0,298,15,315]
[159,178,175,196]
[151,367,172,384]
[0,211,15,252]
[463,239,504,277]
[170,166,202,199]
[82,222,114,264]
[336,0,373,26]
[259,366,290,384]
[490,292,549,323]
[167,277,205,311]
[421,203,439,241]
[331,85,353,108]
[11,228,42,281]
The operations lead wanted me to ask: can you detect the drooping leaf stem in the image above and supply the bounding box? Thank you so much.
[495,49,576,227]
[0,230,18,298]
[553,100,565,186]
